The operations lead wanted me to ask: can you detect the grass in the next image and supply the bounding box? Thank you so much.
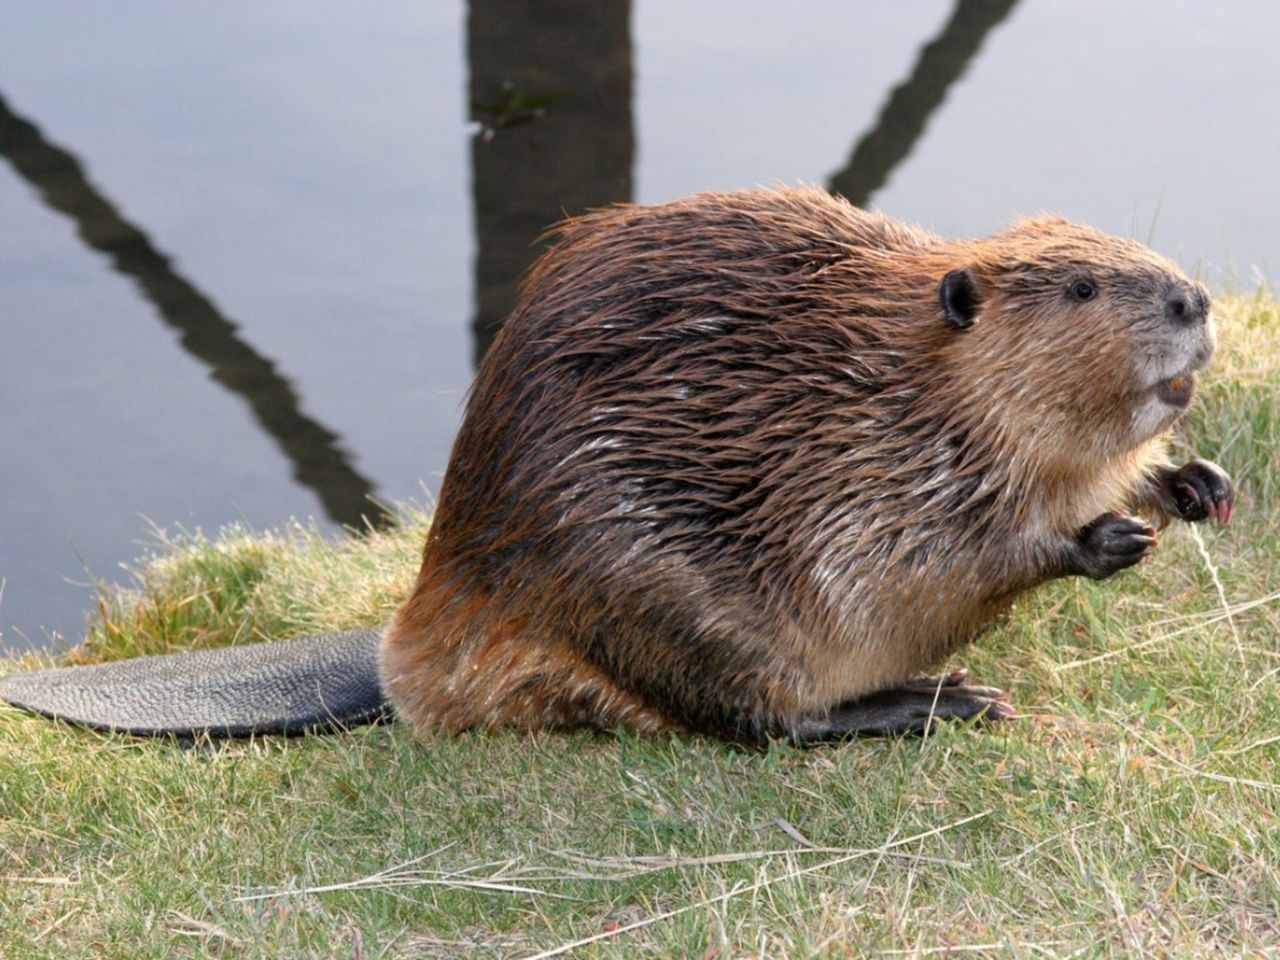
[2,293,1279,958]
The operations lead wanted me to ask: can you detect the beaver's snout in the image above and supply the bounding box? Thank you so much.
[1164,280,1209,327]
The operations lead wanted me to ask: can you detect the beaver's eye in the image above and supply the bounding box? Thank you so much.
[1070,280,1097,302]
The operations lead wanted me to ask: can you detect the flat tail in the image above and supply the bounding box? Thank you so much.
[0,629,390,737]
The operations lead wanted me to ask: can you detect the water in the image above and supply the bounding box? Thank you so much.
[2,1,1277,652]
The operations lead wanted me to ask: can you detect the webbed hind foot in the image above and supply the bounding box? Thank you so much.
[790,670,1014,743]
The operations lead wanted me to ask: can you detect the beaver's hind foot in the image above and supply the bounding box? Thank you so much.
[789,671,1014,742]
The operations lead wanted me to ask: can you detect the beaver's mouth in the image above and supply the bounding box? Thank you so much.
[1156,372,1196,407]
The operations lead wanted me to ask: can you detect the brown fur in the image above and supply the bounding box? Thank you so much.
[379,187,1215,742]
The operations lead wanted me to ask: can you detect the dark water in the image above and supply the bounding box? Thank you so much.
[2,1,1277,652]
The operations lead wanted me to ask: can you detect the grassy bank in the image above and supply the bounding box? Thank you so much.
[2,294,1278,959]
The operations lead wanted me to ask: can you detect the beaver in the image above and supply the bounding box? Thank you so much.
[0,187,1233,742]
[378,187,1232,742]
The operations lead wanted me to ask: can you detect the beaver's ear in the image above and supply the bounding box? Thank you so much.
[939,268,981,330]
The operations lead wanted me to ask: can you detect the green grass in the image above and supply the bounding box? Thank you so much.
[2,294,1279,958]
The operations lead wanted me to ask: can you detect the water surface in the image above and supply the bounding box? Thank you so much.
[2,1,1277,651]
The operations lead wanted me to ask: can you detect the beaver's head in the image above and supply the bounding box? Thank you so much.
[934,217,1214,456]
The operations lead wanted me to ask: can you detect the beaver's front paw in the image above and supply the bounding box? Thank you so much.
[1169,459,1234,525]
[1072,511,1157,580]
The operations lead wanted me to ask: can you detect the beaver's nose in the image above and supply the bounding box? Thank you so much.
[1166,282,1208,326]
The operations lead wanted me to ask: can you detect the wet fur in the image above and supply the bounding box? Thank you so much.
[380,187,1213,742]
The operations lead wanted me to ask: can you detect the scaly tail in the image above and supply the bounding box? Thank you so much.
[0,629,389,737]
